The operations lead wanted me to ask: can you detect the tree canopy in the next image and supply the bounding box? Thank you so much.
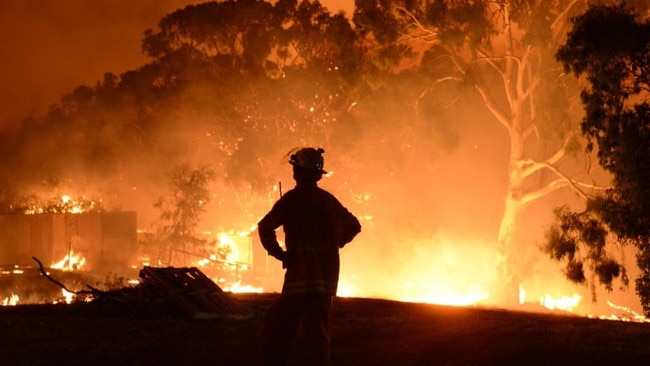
[0,0,364,211]
[546,2,650,314]
[4,0,650,313]
[0,0,600,297]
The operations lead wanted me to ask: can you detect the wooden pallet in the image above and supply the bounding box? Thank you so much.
[139,266,250,319]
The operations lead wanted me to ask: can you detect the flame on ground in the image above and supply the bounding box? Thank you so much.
[199,229,648,322]
[334,231,650,322]
[1,226,647,324]
[539,293,582,312]
[2,294,19,306]
[51,251,87,271]
[594,301,650,322]
[338,232,496,307]
[224,280,263,293]
[59,289,75,304]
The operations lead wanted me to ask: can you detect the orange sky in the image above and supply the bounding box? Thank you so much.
[0,0,353,126]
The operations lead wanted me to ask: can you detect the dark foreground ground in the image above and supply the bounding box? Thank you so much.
[1,292,650,366]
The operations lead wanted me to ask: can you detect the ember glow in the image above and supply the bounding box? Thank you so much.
[51,251,87,272]
[2,294,19,306]
[190,230,263,293]
[1,266,24,275]
[59,289,75,305]
[224,281,264,294]
[336,233,495,306]
[598,301,649,322]
[538,293,582,312]
[1,0,648,326]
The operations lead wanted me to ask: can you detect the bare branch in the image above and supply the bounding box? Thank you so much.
[520,134,573,178]
[419,76,463,99]
[475,48,512,107]
[32,256,99,295]
[520,159,607,206]
[551,0,583,33]
[523,121,538,141]
[394,6,441,44]
[520,177,571,205]
[475,84,511,131]
[516,45,542,102]
[516,45,531,98]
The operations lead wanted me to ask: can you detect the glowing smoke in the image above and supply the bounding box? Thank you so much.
[0,0,643,318]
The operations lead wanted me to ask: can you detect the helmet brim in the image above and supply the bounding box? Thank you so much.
[290,162,327,174]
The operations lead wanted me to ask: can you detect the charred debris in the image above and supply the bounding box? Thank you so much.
[23,257,256,320]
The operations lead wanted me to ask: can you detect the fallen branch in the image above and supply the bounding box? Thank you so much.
[32,256,100,295]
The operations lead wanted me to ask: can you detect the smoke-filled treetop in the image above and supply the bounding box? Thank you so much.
[0,0,364,211]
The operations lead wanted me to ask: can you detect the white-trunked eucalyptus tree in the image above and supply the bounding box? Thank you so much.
[352,0,605,305]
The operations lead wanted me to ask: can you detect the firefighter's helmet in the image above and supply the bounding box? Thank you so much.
[289,147,326,173]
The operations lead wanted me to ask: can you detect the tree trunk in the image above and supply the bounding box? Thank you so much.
[495,191,523,306]
[493,1,527,306]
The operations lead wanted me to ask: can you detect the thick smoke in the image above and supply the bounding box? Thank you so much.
[0,0,201,126]
[0,0,643,318]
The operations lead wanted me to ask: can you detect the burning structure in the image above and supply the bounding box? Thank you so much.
[0,211,137,271]
[0,211,138,303]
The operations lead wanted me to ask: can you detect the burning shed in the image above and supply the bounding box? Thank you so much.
[0,211,137,272]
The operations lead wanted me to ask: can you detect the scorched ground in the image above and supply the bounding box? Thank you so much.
[2,293,650,365]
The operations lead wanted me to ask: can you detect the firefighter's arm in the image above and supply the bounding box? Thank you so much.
[258,217,284,261]
[338,210,361,248]
[258,199,292,263]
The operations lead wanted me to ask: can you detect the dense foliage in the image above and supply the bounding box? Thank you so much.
[547,3,650,313]
[0,0,367,216]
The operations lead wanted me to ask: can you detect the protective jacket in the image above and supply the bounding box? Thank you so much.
[258,182,361,296]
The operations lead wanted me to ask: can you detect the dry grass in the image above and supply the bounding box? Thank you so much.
[1,293,650,365]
